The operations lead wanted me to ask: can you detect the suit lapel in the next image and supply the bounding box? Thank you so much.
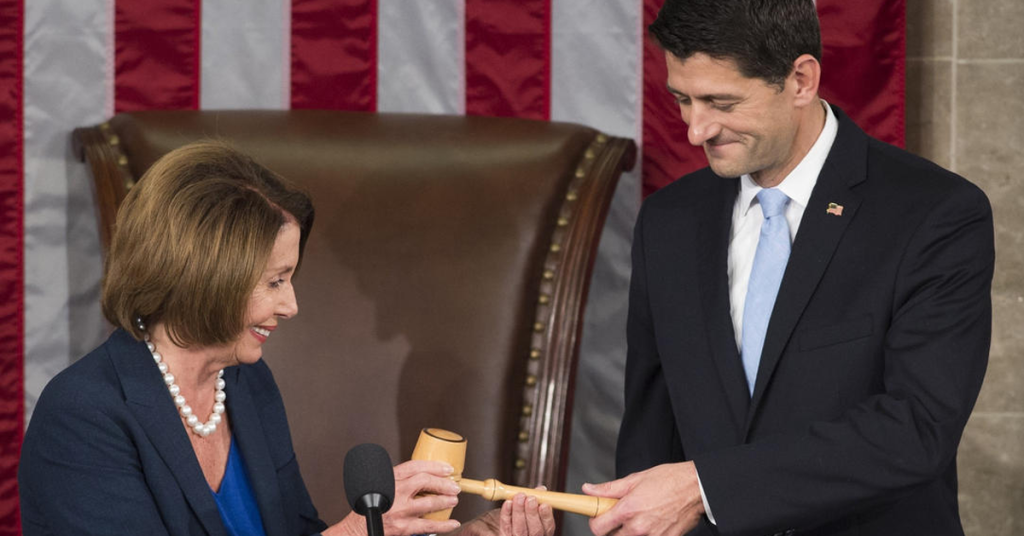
[111,330,227,536]
[745,108,869,433]
[695,176,750,435]
[226,367,289,536]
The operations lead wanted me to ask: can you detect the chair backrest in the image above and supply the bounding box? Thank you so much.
[73,110,635,523]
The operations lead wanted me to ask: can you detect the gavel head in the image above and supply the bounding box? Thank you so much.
[411,428,467,521]
[412,428,466,478]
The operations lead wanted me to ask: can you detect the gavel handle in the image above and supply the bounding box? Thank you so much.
[457,478,616,517]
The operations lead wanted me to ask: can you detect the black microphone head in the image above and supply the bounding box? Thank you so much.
[344,443,395,515]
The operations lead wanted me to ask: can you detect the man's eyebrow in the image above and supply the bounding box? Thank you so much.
[666,85,741,102]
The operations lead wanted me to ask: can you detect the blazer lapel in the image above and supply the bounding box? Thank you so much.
[226,367,289,536]
[745,107,869,431]
[695,176,750,435]
[111,330,228,536]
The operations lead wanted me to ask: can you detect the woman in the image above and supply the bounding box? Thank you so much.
[18,142,555,536]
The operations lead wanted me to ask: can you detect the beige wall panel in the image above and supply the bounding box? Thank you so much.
[907,0,954,58]
[958,0,1024,58]
[905,59,952,168]
[957,414,1024,535]
[956,62,1024,295]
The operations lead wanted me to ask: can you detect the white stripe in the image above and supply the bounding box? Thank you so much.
[201,0,289,110]
[551,0,640,139]
[23,0,114,422]
[105,0,115,118]
[550,4,641,536]
[281,0,292,109]
[377,0,464,114]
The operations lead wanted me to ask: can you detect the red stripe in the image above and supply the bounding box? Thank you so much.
[114,0,201,112]
[465,0,551,120]
[640,0,906,194]
[817,0,905,147]
[291,0,378,111]
[640,0,707,196]
[0,0,23,532]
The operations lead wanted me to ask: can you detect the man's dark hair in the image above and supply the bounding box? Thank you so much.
[649,0,822,90]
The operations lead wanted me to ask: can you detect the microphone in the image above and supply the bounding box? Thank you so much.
[344,443,395,536]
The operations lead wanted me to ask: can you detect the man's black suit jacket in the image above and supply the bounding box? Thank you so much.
[617,106,994,536]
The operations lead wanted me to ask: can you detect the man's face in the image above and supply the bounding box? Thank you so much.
[665,51,801,184]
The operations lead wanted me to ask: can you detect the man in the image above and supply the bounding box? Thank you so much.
[582,1,994,535]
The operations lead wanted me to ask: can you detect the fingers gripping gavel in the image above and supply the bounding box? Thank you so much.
[411,428,616,518]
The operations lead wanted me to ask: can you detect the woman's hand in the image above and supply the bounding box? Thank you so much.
[325,460,461,536]
[448,490,556,536]
[384,460,462,536]
[499,493,556,536]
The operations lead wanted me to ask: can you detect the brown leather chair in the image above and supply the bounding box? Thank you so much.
[73,110,635,524]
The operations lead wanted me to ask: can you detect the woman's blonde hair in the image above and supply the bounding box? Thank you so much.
[102,141,314,347]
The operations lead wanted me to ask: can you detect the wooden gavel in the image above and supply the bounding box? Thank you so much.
[411,428,617,518]
[456,476,616,517]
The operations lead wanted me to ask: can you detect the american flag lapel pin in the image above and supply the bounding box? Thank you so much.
[826,202,844,216]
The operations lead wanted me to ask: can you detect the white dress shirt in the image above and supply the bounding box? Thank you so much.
[728,101,838,352]
[699,101,838,525]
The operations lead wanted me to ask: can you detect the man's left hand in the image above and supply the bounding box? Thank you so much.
[583,462,705,536]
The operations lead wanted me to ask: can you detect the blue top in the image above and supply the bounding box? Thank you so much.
[211,437,268,536]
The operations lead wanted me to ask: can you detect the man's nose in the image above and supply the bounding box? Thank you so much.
[686,106,722,146]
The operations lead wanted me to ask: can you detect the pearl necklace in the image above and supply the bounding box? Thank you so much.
[139,322,226,438]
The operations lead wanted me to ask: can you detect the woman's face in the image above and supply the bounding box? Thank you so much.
[230,221,301,365]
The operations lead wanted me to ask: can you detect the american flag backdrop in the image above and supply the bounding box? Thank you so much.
[0,0,904,532]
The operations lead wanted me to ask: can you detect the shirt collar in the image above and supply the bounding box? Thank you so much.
[738,100,838,215]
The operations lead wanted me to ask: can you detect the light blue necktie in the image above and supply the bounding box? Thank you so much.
[741,188,791,396]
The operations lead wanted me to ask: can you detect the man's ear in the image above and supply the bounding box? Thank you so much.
[789,54,821,106]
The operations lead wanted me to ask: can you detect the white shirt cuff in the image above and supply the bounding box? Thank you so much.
[695,467,716,525]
